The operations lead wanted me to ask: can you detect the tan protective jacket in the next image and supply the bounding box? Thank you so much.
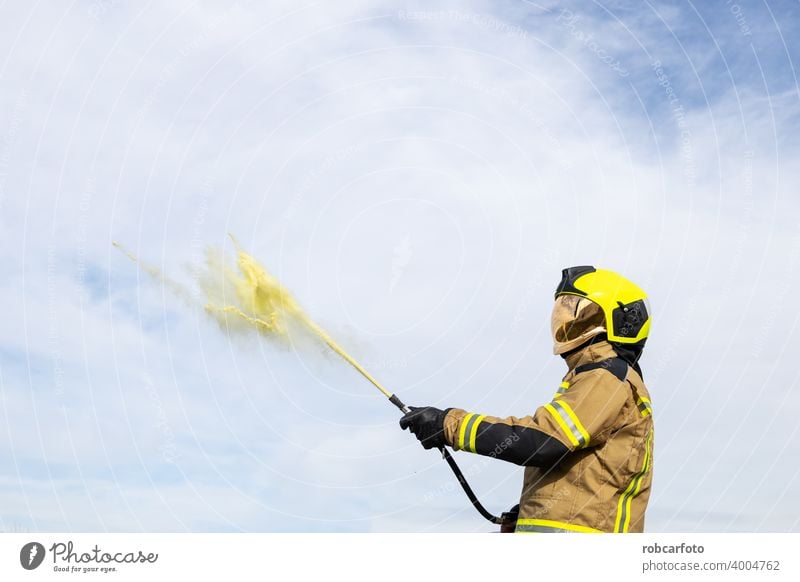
[442,341,653,533]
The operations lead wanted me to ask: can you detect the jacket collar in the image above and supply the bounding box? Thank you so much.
[563,340,619,371]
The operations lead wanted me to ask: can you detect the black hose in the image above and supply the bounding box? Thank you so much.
[440,447,502,524]
[390,394,502,525]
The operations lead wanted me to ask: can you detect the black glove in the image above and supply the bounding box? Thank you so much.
[399,406,449,450]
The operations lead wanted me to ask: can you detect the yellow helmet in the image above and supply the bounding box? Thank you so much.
[553,266,650,349]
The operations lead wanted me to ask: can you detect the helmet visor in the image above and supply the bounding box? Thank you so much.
[551,294,607,355]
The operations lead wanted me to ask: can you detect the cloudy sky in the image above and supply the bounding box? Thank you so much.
[1,0,799,532]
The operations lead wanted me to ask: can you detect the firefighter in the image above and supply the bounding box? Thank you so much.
[400,266,654,533]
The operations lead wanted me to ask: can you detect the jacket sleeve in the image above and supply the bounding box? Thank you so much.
[442,370,630,467]
[442,409,570,468]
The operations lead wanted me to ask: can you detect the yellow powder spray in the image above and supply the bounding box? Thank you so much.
[112,241,196,307]
[115,238,394,399]
[113,240,494,520]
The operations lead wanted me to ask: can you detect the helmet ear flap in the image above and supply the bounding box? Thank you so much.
[612,299,648,339]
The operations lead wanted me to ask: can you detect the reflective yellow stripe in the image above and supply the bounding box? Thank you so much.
[544,403,579,447]
[623,431,653,532]
[637,396,653,417]
[545,400,589,448]
[457,413,475,451]
[614,429,653,532]
[515,518,602,533]
[467,415,486,453]
[559,401,590,445]
[553,381,570,399]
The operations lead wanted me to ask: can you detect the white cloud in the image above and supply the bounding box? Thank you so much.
[1,0,799,532]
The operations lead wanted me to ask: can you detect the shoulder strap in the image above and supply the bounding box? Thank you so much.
[574,357,628,381]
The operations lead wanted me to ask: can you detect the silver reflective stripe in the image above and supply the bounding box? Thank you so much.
[550,401,587,447]
[617,471,646,532]
[515,524,572,533]
[462,414,481,452]
[614,430,653,532]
